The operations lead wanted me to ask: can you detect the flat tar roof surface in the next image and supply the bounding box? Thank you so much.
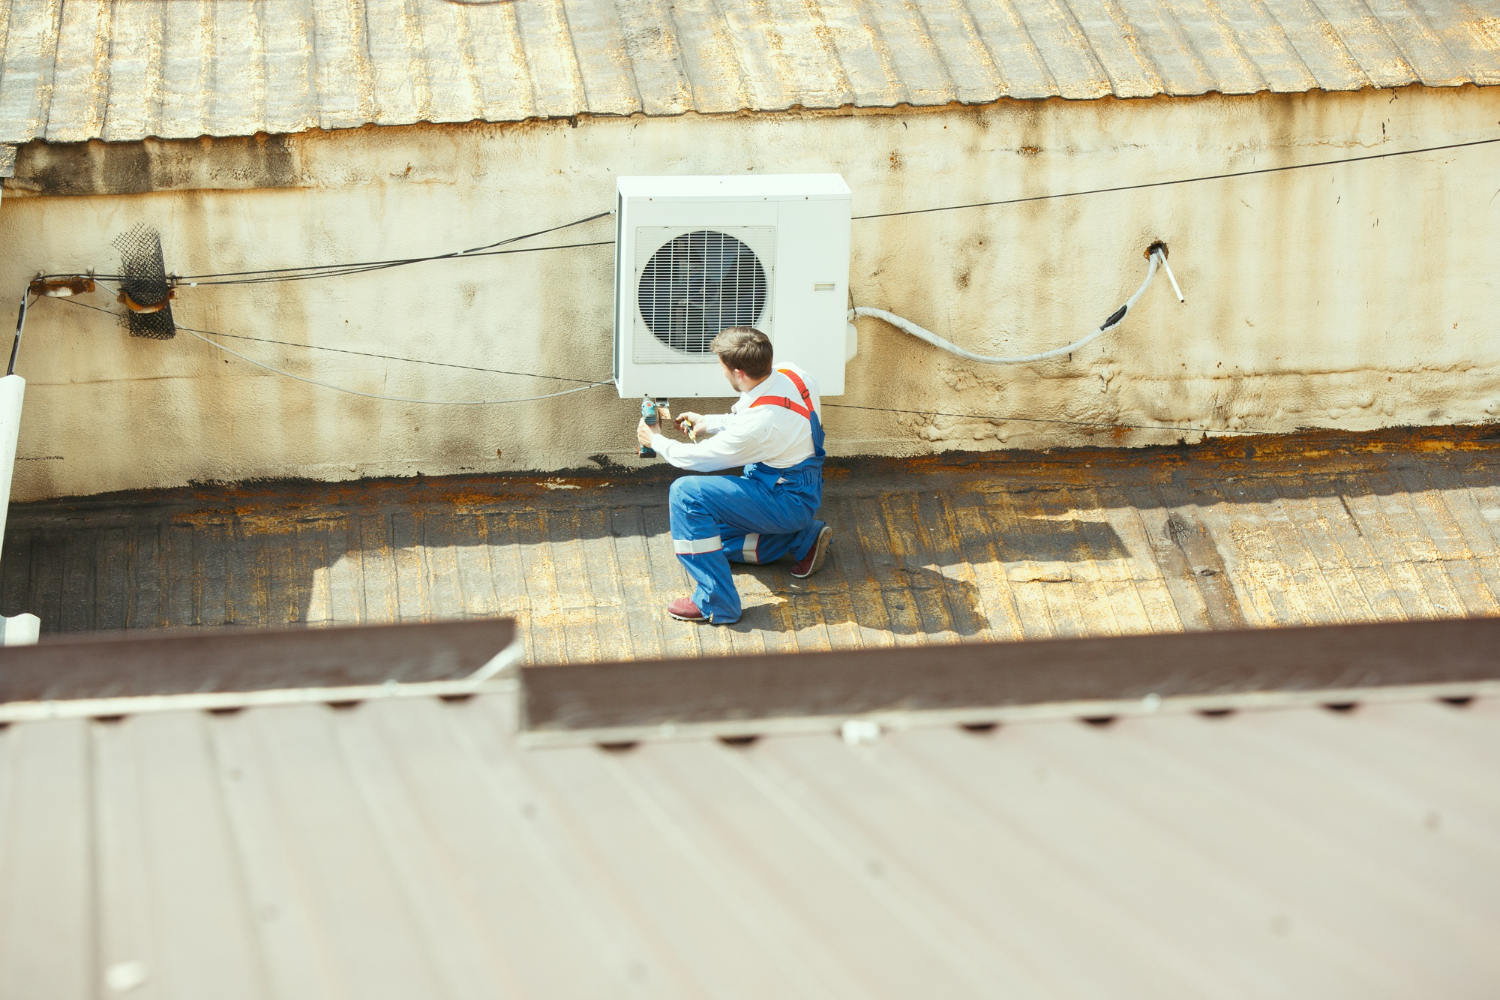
[6,425,1500,664]
[1,688,1497,999]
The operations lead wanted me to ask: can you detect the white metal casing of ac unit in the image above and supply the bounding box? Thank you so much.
[613,174,852,399]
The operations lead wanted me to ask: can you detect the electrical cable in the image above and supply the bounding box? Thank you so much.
[76,282,594,385]
[28,136,1494,291]
[173,239,615,288]
[174,213,612,286]
[852,248,1165,365]
[456,210,613,256]
[48,295,614,403]
[56,295,1248,434]
[822,401,1267,436]
[197,331,602,384]
[178,326,615,404]
[852,135,1500,220]
[72,287,600,383]
[47,294,1263,430]
[28,212,614,289]
[51,273,1263,433]
[29,136,1492,413]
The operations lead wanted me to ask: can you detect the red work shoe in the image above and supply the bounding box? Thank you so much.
[667,597,708,622]
[791,525,834,579]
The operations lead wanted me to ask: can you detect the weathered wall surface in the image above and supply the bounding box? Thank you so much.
[0,85,1497,500]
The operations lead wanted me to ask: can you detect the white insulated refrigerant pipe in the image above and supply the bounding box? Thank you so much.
[850,244,1183,365]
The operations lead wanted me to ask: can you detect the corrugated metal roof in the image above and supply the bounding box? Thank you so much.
[1,690,1497,998]
[7,425,1500,661]
[0,0,1495,145]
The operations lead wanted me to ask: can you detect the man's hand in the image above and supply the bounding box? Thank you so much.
[636,418,656,449]
[675,411,708,440]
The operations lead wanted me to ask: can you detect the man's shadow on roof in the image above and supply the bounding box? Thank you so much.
[709,502,1131,638]
[723,558,993,637]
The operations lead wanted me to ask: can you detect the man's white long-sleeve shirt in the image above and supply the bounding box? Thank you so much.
[650,364,821,473]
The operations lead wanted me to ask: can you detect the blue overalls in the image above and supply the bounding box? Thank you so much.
[668,368,827,623]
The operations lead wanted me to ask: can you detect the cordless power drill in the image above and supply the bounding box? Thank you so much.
[639,396,661,458]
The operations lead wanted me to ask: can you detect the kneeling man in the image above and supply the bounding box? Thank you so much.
[636,326,833,624]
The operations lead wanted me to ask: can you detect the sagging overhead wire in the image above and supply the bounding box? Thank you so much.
[192,330,604,384]
[49,291,1255,433]
[62,291,599,384]
[177,326,615,404]
[50,296,613,404]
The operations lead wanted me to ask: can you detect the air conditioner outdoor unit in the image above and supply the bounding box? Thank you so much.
[614,174,852,399]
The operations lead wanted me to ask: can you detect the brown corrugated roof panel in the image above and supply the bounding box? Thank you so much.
[1,690,1497,997]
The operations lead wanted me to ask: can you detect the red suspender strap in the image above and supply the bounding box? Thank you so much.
[749,369,816,419]
[750,395,811,418]
[778,368,814,409]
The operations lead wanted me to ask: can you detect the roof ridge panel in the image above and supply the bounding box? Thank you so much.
[556,0,649,116]
[257,0,319,138]
[653,0,751,115]
[850,0,958,106]
[1174,0,1274,93]
[1261,0,1372,89]
[969,0,1065,100]
[908,0,1006,104]
[511,0,590,120]
[1074,0,1170,96]
[464,0,543,124]
[1108,0,1219,95]
[157,0,215,138]
[97,0,163,142]
[39,0,108,142]
[310,0,377,133]
[1219,0,1320,92]
[361,0,431,127]
[1363,0,1472,87]
[1016,0,1117,100]
[800,0,889,107]
[1308,0,1419,88]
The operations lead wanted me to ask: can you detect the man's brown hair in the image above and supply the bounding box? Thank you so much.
[711,326,774,380]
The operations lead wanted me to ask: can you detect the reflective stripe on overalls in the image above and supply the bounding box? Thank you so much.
[668,369,827,623]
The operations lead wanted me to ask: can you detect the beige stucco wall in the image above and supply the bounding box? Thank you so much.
[1,85,1497,500]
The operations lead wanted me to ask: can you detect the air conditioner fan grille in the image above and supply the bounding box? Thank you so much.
[637,230,767,355]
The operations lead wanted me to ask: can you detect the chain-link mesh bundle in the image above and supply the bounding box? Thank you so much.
[111,224,175,339]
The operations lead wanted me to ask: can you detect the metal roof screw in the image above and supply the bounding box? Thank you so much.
[1141,692,1162,712]
[841,719,881,745]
